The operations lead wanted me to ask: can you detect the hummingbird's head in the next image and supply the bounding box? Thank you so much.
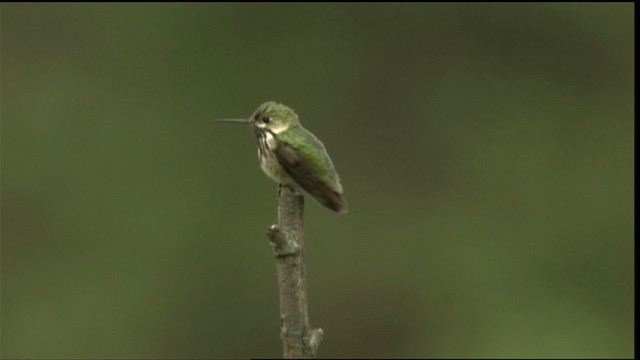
[249,101,300,135]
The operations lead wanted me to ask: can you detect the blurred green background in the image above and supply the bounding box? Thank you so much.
[0,3,634,358]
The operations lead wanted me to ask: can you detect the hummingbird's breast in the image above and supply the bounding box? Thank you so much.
[257,131,295,186]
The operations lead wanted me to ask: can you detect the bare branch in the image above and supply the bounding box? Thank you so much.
[267,186,323,358]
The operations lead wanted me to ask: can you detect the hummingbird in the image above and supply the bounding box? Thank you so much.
[218,101,347,213]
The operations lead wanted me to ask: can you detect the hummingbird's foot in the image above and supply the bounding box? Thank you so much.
[267,224,299,256]
[277,183,298,195]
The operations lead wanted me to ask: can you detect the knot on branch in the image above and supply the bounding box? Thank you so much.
[267,224,300,257]
[305,328,324,357]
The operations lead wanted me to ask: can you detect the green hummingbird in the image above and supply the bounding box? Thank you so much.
[218,101,347,213]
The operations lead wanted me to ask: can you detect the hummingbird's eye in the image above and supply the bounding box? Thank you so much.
[262,116,272,124]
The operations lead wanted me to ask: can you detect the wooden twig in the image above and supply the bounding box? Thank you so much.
[267,186,323,358]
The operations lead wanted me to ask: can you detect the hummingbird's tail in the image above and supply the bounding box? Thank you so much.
[308,185,348,214]
[331,195,348,214]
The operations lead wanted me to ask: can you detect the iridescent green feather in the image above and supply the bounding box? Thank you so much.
[276,124,344,195]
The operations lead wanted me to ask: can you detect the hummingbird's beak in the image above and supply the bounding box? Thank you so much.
[215,118,249,123]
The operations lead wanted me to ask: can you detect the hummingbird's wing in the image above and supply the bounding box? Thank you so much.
[273,129,347,213]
